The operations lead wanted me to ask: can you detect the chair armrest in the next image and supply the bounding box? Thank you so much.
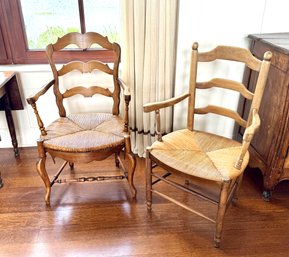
[143,93,189,142]
[118,78,130,96]
[26,79,55,104]
[235,109,260,169]
[143,93,190,113]
[26,79,55,136]
[243,109,260,142]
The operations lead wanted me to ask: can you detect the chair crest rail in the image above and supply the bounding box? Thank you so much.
[198,45,262,71]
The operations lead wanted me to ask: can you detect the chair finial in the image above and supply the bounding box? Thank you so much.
[263,51,272,61]
[192,42,199,50]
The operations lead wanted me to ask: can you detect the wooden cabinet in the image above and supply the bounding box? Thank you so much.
[237,33,289,200]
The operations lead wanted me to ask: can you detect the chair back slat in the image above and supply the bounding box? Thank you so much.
[62,86,113,98]
[58,61,113,76]
[195,105,247,127]
[196,79,254,100]
[198,45,262,71]
[188,43,271,132]
[46,32,121,117]
[52,32,115,51]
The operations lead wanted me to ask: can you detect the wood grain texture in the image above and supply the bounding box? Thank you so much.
[196,78,254,100]
[57,61,113,76]
[1,147,289,257]
[52,32,115,51]
[195,105,247,127]
[198,45,262,71]
[62,85,113,98]
[237,33,289,197]
[143,93,189,113]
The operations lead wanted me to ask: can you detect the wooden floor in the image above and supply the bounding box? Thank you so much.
[1,147,289,257]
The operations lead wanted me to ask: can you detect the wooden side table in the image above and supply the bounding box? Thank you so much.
[0,71,24,188]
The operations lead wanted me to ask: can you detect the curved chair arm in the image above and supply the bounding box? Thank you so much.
[26,79,55,105]
[26,79,55,136]
[235,109,260,169]
[243,109,261,142]
[143,93,190,141]
[143,93,190,113]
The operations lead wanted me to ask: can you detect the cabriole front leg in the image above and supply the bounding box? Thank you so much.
[36,139,51,205]
[124,135,136,198]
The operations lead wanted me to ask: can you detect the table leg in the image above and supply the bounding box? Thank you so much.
[0,173,3,188]
[4,94,19,157]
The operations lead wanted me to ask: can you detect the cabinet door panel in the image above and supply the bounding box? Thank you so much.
[242,66,287,165]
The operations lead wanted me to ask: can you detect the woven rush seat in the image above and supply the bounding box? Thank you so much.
[41,113,125,152]
[150,129,250,182]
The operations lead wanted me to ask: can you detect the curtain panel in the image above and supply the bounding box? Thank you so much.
[121,0,179,157]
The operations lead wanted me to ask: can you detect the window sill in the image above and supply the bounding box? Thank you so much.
[0,64,52,73]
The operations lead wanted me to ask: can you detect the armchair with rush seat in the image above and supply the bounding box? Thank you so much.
[143,43,271,247]
[27,32,136,205]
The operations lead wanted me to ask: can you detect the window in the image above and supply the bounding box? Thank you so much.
[0,0,121,64]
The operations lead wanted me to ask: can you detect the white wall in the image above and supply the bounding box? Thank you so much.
[174,0,289,138]
[0,0,288,148]
[0,67,115,148]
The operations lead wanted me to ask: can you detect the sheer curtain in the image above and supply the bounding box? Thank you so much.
[121,0,179,157]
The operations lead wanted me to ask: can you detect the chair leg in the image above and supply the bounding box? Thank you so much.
[115,152,120,168]
[36,140,51,205]
[124,136,136,198]
[146,148,152,211]
[0,172,3,188]
[232,174,244,205]
[69,162,74,170]
[214,180,230,248]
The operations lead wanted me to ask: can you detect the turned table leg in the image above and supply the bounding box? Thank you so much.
[0,172,3,188]
[4,94,19,157]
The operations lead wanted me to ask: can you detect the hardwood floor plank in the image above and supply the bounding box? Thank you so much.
[0,147,289,256]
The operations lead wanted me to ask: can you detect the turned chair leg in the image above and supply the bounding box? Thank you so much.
[124,136,136,198]
[146,148,152,211]
[232,174,244,205]
[0,172,3,188]
[214,180,230,248]
[115,152,120,168]
[69,162,74,170]
[37,139,51,205]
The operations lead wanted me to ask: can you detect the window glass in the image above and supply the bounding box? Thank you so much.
[20,0,81,49]
[84,0,121,43]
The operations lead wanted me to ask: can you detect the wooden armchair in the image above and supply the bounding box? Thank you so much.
[27,32,136,205]
[144,43,271,247]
